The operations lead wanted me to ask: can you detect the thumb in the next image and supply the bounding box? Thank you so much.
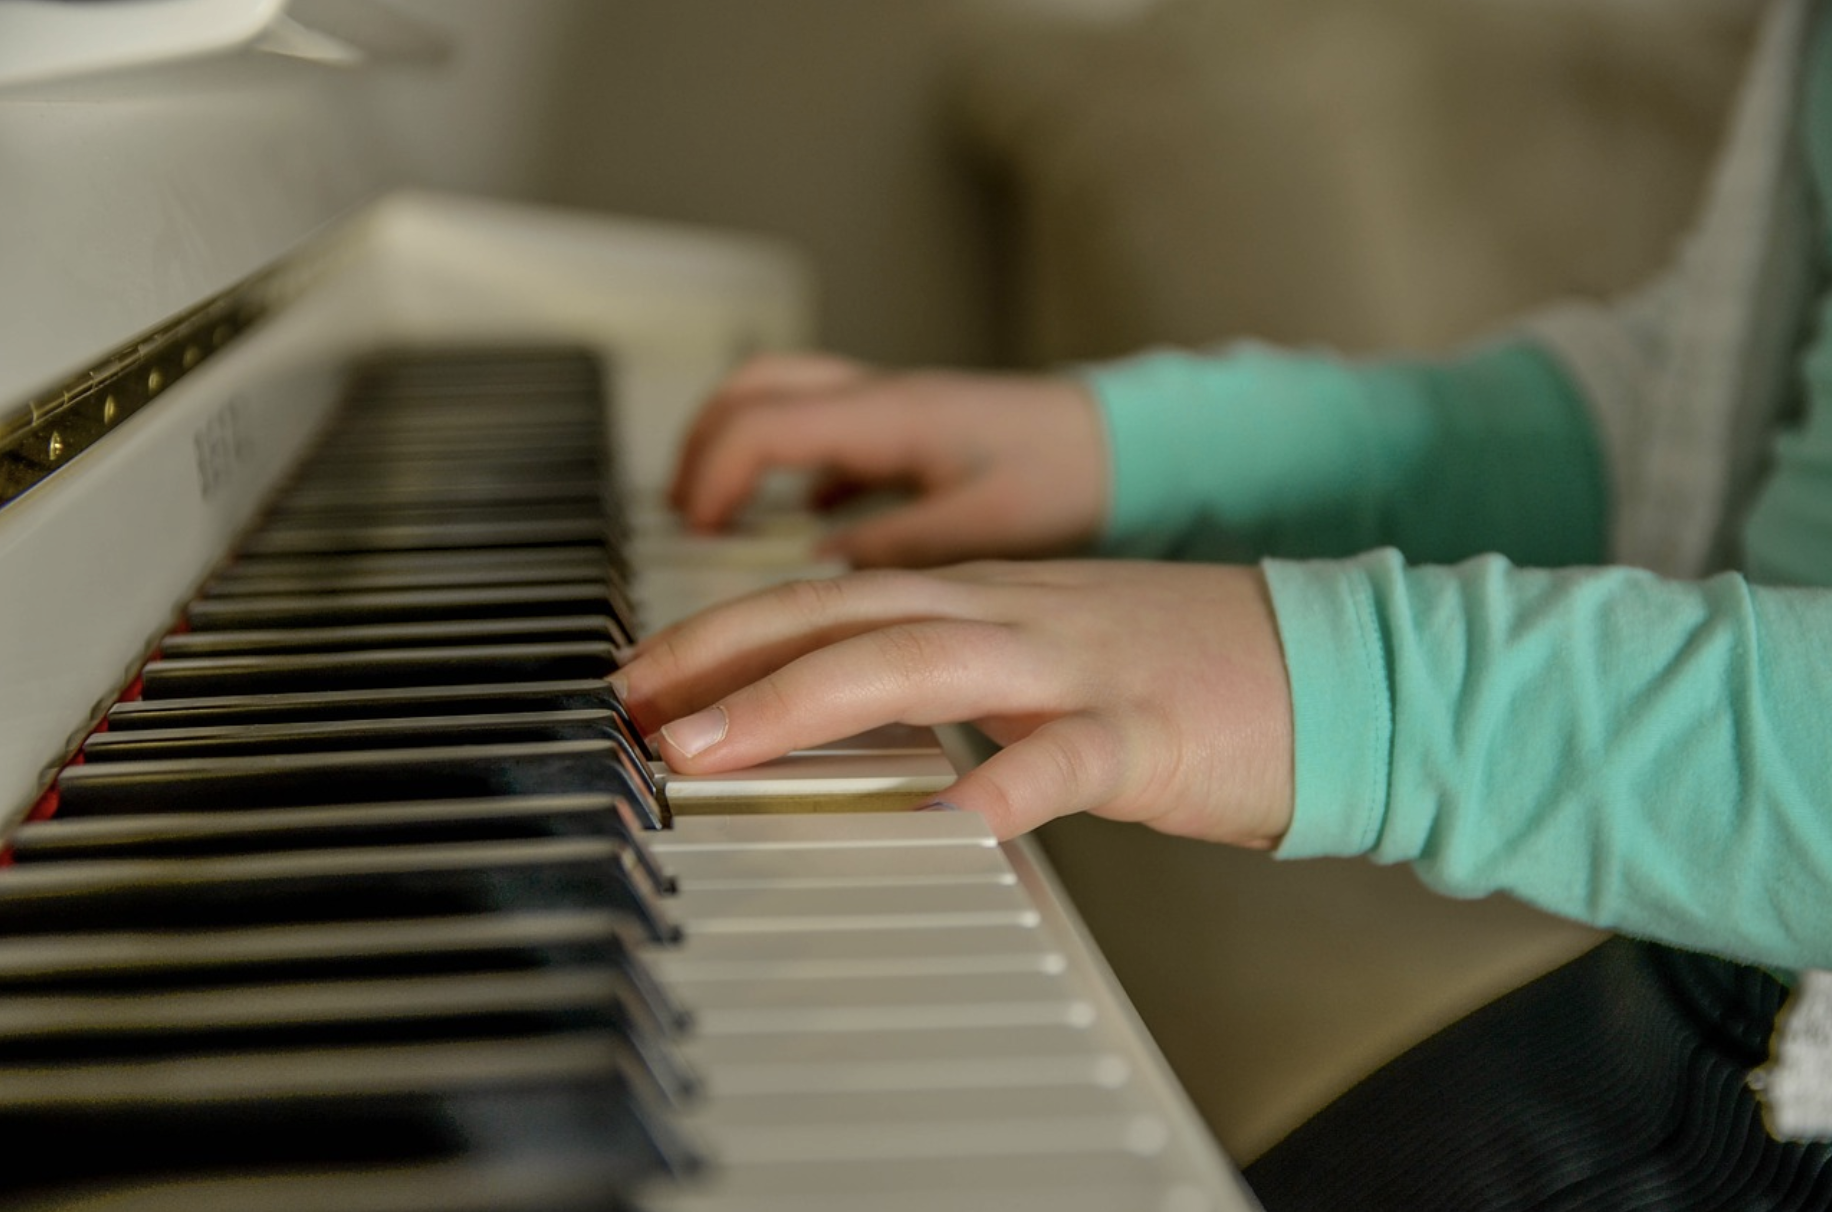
[936,713,1122,840]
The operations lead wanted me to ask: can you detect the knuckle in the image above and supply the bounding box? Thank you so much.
[778,574,854,624]
[972,775,1021,829]
[849,567,929,601]
[640,628,694,677]
[868,616,1008,693]
[712,402,774,451]
[1048,716,1125,802]
[735,673,796,732]
[870,622,950,687]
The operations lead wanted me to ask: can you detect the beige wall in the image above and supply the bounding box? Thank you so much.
[369,0,1751,371]
[370,1,1011,366]
[368,0,595,202]
[535,1,1007,368]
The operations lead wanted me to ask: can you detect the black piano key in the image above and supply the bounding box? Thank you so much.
[159,616,624,658]
[0,837,679,942]
[352,347,601,388]
[0,909,688,1033]
[304,446,602,465]
[280,463,609,502]
[0,908,633,984]
[56,739,664,828]
[290,443,600,469]
[209,547,634,597]
[204,561,639,618]
[209,564,612,600]
[239,517,609,556]
[209,545,611,589]
[314,411,601,435]
[293,448,604,476]
[349,372,602,399]
[82,708,648,769]
[0,1035,692,1199]
[5,1156,652,1212]
[185,583,622,629]
[0,970,677,1066]
[12,792,648,859]
[274,476,608,511]
[14,789,671,882]
[25,789,671,889]
[103,679,642,741]
[139,641,621,697]
[338,381,598,406]
[249,506,610,539]
[0,964,701,1112]
[292,438,599,462]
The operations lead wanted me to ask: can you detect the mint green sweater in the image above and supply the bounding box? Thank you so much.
[1080,7,1832,975]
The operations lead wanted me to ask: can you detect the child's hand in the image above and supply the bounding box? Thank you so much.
[614,559,1294,847]
[668,352,1109,568]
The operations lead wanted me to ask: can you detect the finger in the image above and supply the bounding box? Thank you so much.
[821,482,1057,569]
[669,354,872,513]
[718,351,870,396]
[651,618,1052,773]
[678,389,939,534]
[938,712,1128,840]
[615,570,974,728]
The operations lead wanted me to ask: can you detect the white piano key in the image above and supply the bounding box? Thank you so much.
[671,970,1078,1013]
[684,1084,1141,1138]
[686,1000,1095,1038]
[658,752,957,814]
[652,809,995,850]
[671,966,1096,1035]
[650,1179,1220,1212]
[656,839,1013,888]
[688,1109,1170,1167]
[677,1022,1109,1074]
[657,1151,1205,1197]
[649,924,1066,982]
[687,1048,1132,1098]
[667,882,1039,934]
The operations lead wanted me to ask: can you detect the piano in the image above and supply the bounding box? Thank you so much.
[0,4,1260,1208]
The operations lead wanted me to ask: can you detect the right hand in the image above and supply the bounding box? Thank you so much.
[615,559,1295,847]
[668,352,1109,568]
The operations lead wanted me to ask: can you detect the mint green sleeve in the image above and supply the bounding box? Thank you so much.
[1264,549,1832,972]
[1082,341,1607,567]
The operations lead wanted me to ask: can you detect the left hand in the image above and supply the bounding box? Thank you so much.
[612,560,1295,846]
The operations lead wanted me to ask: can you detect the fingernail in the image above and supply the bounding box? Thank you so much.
[915,799,963,812]
[661,705,728,759]
[606,674,629,701]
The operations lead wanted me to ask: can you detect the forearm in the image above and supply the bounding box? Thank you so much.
[1267,549,1832,972]
[1086,340,1608,566]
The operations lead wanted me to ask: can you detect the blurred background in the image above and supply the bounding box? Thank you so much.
[368,0,1754,370]
[360,0,1757,1162]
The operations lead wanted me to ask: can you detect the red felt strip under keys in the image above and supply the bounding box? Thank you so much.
[9,655,158,857]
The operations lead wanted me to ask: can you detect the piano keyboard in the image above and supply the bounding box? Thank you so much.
[0,349,1255,1211]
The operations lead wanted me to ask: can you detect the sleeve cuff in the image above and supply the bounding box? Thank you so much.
[1262,554,1396,860]
[1080,345,1367,562]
